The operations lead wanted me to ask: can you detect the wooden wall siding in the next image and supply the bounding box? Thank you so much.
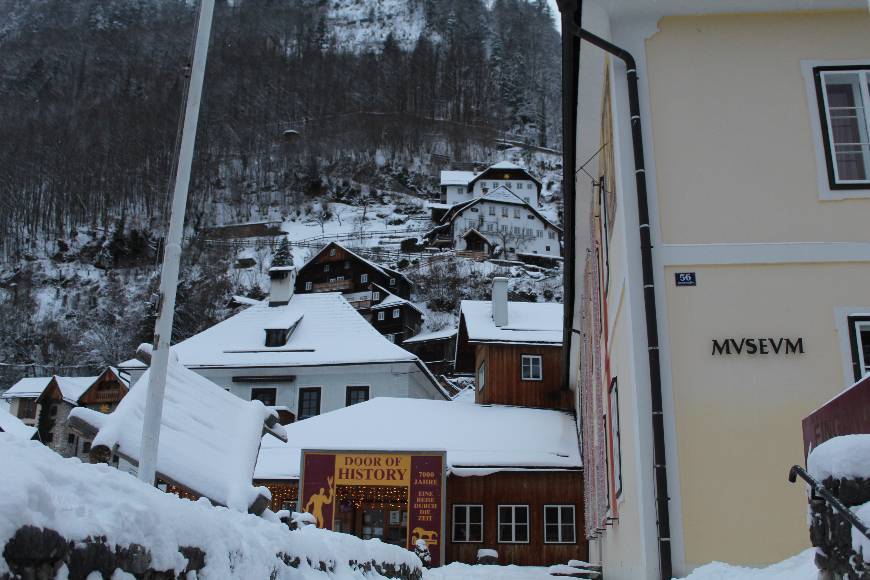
[79,374,128,407]
[446,471,586,566]
[295,244,411,299]
[475,344,571,410]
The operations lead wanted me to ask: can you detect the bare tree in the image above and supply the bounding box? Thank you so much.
[311,201,333,234]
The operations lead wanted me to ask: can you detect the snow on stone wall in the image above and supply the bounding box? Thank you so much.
[0,438,421,579]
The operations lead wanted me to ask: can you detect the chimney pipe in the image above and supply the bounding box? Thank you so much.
[492,277,508,327]
[268,266,296,306]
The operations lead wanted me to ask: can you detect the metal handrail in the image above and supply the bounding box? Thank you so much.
[789,464,870,541]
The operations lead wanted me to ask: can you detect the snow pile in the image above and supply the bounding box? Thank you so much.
[70,354,285,513]
[807,434,870,481]
[676,549,818,580]
[0,406,37,440]
[425,563,552,579]
[460,300,563,344]
[256,397,580,480]
[0,437,421,578]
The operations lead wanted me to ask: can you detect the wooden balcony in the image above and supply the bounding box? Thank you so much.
[312,280,354,292]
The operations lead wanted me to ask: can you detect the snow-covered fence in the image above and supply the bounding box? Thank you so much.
[801,435,870,577]
[0,438,423,580]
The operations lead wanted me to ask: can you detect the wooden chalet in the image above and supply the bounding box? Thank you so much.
[368,284,423,345]
[402,328,458,377]
[456,278,571,410]
[295,242,411,300]
[255,398,585,567]
[37,369,129,459]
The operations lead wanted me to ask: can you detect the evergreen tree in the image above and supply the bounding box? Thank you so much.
[272,237,293,268]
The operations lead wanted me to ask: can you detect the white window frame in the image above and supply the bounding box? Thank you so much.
[521,354,543,381]
[392,308,401,319]
[372,291,380,301]
[543,505,576,544]
[452,504,484,543]
[304,281,312,291]
[360,273,368,283]
[848,314,870,381]
[817,67,870,187]
[389,277,396,286]
[329,248,337,256]
[497,505,530,544]
[477,361,486,392]
[801,60,870,200]
[377,311,385,321]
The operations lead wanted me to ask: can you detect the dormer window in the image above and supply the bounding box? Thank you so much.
[265,329,290,347]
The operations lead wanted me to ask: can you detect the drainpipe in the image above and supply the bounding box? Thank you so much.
[556,0,582,394]
[564,23,673,580]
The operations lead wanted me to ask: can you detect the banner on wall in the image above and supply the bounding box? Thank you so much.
[300,450,446,566]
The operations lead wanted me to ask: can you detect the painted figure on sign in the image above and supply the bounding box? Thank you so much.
[411,527,439,546]
[304,476,334,528]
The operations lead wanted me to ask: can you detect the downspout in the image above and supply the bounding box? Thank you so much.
[564,23,673,580]
[556,0,582,394]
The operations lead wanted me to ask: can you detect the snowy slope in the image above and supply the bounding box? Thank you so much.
[326,0,433,52]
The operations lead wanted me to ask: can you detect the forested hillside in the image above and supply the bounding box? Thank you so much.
[0,0,560,254]
[0,0,561,385]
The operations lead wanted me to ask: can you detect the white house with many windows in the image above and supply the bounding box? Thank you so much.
[119,269,446,422]
[439,161,543,207]
[429,187,562,260]
[567,1,870,578]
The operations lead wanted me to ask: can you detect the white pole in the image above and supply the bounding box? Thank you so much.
[138,0,215,485]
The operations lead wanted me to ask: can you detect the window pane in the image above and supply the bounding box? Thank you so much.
[455,506,467,525]
[470,506,482,523]
[824,72,869,181]
[499,506,512,523]
[515,507,528,524]
[561,524,575,543]
[545,524,560,543]
[860,326,870,375]
[545,506,558,524]
[499,524,512,541]
[469,523,483,542]
[515,523,528,542]
[454,525,467,541]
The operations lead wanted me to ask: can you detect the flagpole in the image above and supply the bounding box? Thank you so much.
[138,0,215,485]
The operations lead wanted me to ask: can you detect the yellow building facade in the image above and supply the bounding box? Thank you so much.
[573,3,870,578]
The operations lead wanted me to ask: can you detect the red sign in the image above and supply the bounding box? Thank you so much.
[802,375,870,458]
[300,450,445,566]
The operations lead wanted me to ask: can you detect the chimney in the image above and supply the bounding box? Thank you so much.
[492,277,508,327]
[268,266,296,306]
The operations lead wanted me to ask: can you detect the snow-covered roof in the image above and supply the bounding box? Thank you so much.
[54,376,98,405]
[255,398,581,480]
[807,434,870,481]
[1,375,96,405]
[232,295,262,306]
[489,161,523,170]
[440,190,562,232]
[404,327,457,344]
[170,293,424,369]
[299,242,410,286]
[0,406,37,440]
[2,377,52,399]
[460,300,563,345]
[117,358,147,370]
[70,354,285,513]
[370,290,423,315]
[439,170,476,186]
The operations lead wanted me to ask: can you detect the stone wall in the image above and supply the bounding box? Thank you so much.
[809,476,870,579]
[1,526,423,580]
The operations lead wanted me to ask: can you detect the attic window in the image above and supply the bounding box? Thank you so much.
[389,278,396,286]
[324,264,330,272]
[372,291,380,301]
[265,329,290,348]
[361,274,369,283]
[329,248,337,256]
